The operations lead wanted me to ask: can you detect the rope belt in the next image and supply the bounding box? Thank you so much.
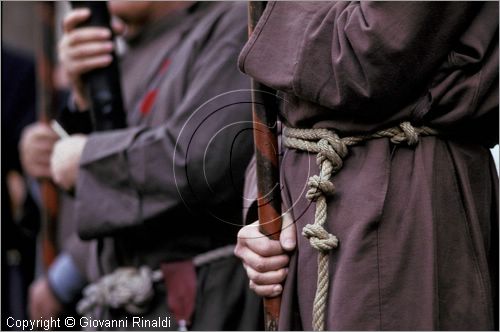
[76,244,236,317]
[283,122,437,331]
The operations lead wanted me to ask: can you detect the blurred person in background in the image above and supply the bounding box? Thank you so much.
[2,46,40,329]
[25,1,261,330]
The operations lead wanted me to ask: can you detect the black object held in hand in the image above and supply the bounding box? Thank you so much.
[70,1,126,131]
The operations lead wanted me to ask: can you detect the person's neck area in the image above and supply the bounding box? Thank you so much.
[126,2,193,39]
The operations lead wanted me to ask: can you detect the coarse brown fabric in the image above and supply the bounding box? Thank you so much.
[239,2,498,330]
[70,2,261,330]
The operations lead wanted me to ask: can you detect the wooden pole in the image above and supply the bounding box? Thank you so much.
[248,2,282,330]
[35,2,59,269]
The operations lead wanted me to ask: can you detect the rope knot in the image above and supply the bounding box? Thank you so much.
[315,137,347,173]
[306,175,335,201]
[318,132,348,157]
[302,223,339,252]
[391,121,419,146]
[77,266,156,316]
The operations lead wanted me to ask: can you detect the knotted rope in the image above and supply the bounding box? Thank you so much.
[76,245,235,318]
[76,266,162,316]
[283,122,437,331]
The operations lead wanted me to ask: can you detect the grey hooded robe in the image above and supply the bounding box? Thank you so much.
[69,2,261,330]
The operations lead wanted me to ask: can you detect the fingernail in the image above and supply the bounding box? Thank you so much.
[273,285,281,293]
[284,239,295,249]
[77,8,90,15]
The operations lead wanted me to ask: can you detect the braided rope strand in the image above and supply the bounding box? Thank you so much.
[283,122,436,331]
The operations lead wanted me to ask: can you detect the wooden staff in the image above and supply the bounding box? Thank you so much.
[248,2,282,330]
[35,2,59,269]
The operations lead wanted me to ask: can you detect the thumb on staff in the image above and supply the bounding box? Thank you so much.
[280,212,296,252]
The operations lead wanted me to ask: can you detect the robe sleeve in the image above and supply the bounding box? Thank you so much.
[75,11,253,239]
[239,2,481,115]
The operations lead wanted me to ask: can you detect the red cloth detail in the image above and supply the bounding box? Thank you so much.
[140,89,158,116]
[161,260,197,327]
[159,59,171,75]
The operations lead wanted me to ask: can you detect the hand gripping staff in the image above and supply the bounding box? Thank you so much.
[248,2,282,330]
[34,1,127,269]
